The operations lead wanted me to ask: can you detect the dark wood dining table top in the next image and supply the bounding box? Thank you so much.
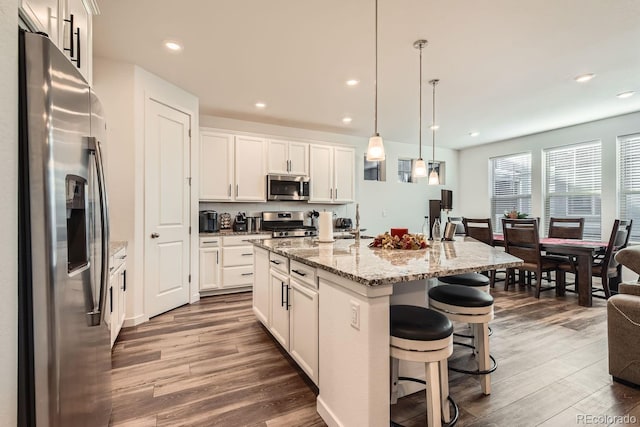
[492,235,607,249]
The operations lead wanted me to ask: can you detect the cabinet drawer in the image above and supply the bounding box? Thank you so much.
[200,236,221,247]
[222,235,259,246]
[223,246,254,267]
[110,248,127,273]
[289,260,317,289]
[269,252,289,274]
[222,265,254,287]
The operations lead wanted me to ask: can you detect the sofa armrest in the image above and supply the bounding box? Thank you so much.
[620,282,640,297]
[615,245,640,275]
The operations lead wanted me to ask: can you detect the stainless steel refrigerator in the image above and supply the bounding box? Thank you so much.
[18,31,112,426]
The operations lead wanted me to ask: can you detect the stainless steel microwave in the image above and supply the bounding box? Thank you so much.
[267,174,310,201]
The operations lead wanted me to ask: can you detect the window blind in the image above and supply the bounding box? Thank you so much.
[619,133,640,242]
[490,153,532,232]
[544,141,601,239]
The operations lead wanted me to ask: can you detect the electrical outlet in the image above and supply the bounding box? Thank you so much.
[350,300,360,330]
[382,208,387,217]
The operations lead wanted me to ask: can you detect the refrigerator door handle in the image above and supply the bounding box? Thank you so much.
[88,137,110,327]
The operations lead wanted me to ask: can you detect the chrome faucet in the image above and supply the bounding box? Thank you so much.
[354,203,361,243]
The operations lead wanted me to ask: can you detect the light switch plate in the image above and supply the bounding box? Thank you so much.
[350,300,360,330]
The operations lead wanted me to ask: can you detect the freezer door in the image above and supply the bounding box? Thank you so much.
[20,31,111,427]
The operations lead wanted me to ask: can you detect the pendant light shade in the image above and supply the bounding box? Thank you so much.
[366,0,386,161]
[367,134,385,161]
[411,39,428,178]
[428,78,440,185]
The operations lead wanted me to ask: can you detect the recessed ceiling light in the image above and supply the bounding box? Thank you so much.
[575,73,595,83]
[469,131,480,137]
[342,117,353,124]
[430,124,440,130]
[255,102,267,108]
[164,40,183,52]
[346,79,359,86]
[617,91,635,99]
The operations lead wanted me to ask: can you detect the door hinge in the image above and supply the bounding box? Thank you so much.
[188,129,192,138]
[187,177,192,185]
[189,226,191,234]
[188,274,191,283]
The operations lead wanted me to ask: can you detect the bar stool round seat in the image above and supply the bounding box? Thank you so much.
[390,305,457,427]
[438,273,490,293]
[428,285,495,396]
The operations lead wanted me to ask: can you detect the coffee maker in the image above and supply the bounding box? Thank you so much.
[199,210,219,233]
[233,212,247,232]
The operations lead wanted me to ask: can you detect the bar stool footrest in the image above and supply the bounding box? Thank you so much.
[453,325,492,339]
[391,382,460,427]
[448,342,498,375]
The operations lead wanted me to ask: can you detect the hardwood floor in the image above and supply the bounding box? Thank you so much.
[110,285,640,427]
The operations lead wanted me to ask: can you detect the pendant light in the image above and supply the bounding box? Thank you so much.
[366,0,386,161]
[412,39,428,178]
[428,78,440,185]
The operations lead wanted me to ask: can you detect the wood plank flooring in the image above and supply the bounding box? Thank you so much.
[110,285,640,427]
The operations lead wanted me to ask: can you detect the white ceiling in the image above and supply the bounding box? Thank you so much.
[93,0,640,150]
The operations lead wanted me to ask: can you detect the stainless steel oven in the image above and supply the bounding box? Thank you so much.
[267,174,310,201]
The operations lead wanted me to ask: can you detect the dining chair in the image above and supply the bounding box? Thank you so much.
[547,217,585,239]
[447,216,466,235]
[502,218,561,298]
[545,217,585,280]
[463,218,497,287]
[557,219,633,298]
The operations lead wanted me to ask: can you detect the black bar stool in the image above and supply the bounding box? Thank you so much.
[428,285,495,395]
[390,305,456,427]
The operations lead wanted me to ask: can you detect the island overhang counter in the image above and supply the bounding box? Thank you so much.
[251,237,522,427]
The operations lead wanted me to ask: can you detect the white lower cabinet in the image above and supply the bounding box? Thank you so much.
[200,234,267,294]
[199,237,220,291]
[252,247,270,325]
[108,246,127,348]
[269,268,290,349]
[289,278,319,384]
[254,252,319,385]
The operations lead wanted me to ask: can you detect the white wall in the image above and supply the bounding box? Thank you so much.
[0,0,18,423]
[458,111,640,237]
[94,58,199,325]
[200,116,458,235]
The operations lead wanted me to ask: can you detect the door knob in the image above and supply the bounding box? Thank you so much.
[151,232,160,238]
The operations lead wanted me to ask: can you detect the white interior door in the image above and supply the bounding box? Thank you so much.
[145,98,191,318]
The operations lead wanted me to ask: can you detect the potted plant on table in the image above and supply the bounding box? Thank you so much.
[504,210,529,219]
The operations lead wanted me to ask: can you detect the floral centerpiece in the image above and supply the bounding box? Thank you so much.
[504,210,528,219]
[369,232,428,250]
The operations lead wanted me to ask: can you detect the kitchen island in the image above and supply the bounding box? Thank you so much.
[252,237,522,427]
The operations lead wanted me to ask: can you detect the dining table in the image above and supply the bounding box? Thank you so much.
[493,235,608,307]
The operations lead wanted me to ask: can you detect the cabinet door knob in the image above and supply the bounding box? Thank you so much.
[151,232,160,239]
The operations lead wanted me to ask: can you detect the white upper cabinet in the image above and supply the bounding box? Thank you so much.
[199,129,266,202]
[309,144,354,204]
[333,147,355,203]
[61,0,91,83]
[267,139,309,176]
[20,0,94,83]
[20,0,60,45]
[235,136,266,201]
[200,131,234,201]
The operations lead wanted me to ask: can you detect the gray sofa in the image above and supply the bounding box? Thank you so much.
[608,245,640,387]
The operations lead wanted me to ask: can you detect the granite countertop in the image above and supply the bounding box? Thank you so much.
[109,240,127,255]
[252,237,523,287]
[199,231,272,237]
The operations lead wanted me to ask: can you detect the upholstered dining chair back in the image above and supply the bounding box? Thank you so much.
[548,217,585,239]
[462,218,493,246]
[599,220,633,270]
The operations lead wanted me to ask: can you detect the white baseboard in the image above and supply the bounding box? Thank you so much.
[199,286,252,297]
[123,313,147,327]
[317,396,343,427]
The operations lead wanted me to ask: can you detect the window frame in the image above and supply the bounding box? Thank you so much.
[489,152,532,233]
[618,133,640,242]
[543,140,602,240]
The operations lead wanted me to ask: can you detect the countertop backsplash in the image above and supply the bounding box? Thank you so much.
[199,201,355,228]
